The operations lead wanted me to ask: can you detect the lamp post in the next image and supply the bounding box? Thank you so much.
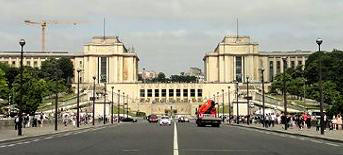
[111,86,114,124]
[222,89,224,122]
[76,69,81,128]
[217,92,219,117]
[126,94,129,119]
[228,86,231,124]
[123,92,125,118]
[18,39,25,136]
[260,68,265,127]
[236,81,239,124]
[102,75,107,125]
[246,76,250,125]
[316,38,324,135]
[92,76,96,126]
[117,90,120,123]
[55,90,58,131]
[282,57,288,130]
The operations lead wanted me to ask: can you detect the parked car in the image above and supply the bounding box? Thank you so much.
[148,114,158,123]
[178,116,189,122]
[159,116,171,126]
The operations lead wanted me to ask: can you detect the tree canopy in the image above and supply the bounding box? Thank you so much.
[271,49,343,115]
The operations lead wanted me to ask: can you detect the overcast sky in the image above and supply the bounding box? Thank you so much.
[1,0,342,75]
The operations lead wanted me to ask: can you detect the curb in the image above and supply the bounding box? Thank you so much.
[0,123,116,144]
[229,124,343,143]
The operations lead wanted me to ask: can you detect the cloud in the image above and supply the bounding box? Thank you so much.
[0,0,343,74]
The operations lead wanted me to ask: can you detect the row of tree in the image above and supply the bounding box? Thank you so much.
[0,57,74,115]
[271,49,343,115]
[139,72,198,83]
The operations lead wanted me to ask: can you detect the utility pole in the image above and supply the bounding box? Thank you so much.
[228,86,231,124]
[261,68,265,127]
[282,57,288,130]
[236,81,239,124]
[117,90,120,123]
[246,76,250,125]
[316,38,324,135]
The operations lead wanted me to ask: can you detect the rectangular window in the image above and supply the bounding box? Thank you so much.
[276,61,281,74]
[183,89,188,97]
[190,89,195,97]
[298,61,302,66]
[197,89,202,97]
[236,56,242,82]
[269,61,274,81]
[100,57,107,82]
[140,89,145,97]
[161,89,166,97]
[33,61,38,67]
[154,89,159,97]
[169,89,174,97]
[27,61,31,66]
[291,61,295,69]
[176,89,181,97]
[147,89,152,97]
[12,61,15,65]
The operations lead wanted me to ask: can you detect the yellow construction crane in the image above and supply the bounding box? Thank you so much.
[24,20,79,52]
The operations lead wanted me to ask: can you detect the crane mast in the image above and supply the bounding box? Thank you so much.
[24,20,78,52]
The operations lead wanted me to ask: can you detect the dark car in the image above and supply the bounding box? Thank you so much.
[121,117,137,122]
[148,114,158,123]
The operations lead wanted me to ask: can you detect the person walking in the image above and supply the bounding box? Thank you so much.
[337,114,342,130]
[316,117,320,131]
[332,115,337,130]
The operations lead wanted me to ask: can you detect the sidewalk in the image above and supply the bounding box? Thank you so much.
[0,122,115,143]
[229,123,343,143]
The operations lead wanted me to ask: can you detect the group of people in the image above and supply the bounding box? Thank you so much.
[14,113,45,130]
[62,112,93,127]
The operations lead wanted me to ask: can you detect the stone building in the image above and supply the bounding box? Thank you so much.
[0,34,313,116]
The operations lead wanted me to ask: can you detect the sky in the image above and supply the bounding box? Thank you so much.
[0,0,342,75]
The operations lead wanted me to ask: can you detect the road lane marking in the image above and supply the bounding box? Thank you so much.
[174,122,179,155]
[326,142,339,147]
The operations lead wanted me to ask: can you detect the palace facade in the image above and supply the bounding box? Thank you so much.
[0,35,313,116]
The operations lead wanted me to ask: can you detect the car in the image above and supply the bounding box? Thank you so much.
[121,117,137,122]
[148,114,158,123]
[184,117,189,122]
[159,116,171,126]
[178,116,186,122]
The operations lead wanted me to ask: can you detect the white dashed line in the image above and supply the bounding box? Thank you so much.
[326,143,339,147]
[0,145,7,148]
[173,122,179,155]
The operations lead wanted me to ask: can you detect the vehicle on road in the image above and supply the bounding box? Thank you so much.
[196,99,221,127]
[148,114,158,123]
[178,116,189,122]
[121,117,137,122]
[159,116,171,126]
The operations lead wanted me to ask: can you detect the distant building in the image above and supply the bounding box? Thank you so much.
[0,34,313,116]
[139,68,159,81]
[185,67,205,82]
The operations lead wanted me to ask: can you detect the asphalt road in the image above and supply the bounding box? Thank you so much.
[0,121,343,155]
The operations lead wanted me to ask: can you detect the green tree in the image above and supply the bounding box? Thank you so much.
[12,69,48,115]
[0,69,9,99]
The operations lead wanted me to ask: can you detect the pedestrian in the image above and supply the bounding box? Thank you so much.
[332,115,337,130]
[316,117,320,131]
[40,113,44,127]
[14,115,19,130]
[337,114,342,130]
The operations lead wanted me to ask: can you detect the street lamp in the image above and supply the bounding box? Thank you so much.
[18,39,25,136]
[246,76,250,125]
[123,92,125,118]
[101,74,107,124]
[316,38,324,135]
[92,76,96,126]
[282,57,288,130]
[111,86,114,124]
[217,92,219,117]
[222,89,224,122]
[126,94,129,119]
[228,86,231,124]
[236,81,239,124]
[260,68,265,127]
[117,90,120,123]
[76,69,81,128]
